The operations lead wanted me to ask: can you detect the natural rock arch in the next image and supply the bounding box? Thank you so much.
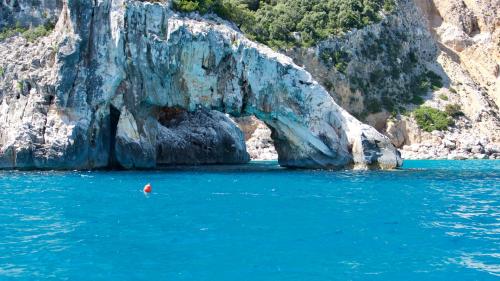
[0,0,401,170]
[109,2,401,169]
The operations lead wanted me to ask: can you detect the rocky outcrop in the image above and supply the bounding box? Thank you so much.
[388,116,500,160]
[0,0,63,29]
[276,0,500,160]
[158,108,250,166]
[0,0,401,170]
[113,107,250,168]
[426,0,500,108]
[394,0,500,158]
[288,0,438,119]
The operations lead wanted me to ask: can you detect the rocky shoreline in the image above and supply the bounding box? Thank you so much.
[400,140,500,160]
[240,116,500,161]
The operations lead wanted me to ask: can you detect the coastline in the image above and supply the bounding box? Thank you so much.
[0,159,498,173]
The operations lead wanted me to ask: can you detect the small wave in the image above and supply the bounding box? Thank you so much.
[453,253,500,276]
[0,264,25,278]
[239,192,262,196]
[211,192,231,196]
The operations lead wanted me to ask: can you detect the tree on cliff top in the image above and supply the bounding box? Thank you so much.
[172,0,396,48]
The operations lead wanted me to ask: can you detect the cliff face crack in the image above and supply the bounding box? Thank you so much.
[39,95,54,147]
[108,104,121,169]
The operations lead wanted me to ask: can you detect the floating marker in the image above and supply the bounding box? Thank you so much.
[143,183,152,193]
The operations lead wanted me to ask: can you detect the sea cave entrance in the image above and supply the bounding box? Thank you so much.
[154,106,278,165]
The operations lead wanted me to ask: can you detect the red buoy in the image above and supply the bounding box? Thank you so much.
[143,183,152,193]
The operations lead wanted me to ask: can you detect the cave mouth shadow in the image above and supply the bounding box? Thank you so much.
[108,104,121,169]
[106,104,280,170]
[153,107,269,167]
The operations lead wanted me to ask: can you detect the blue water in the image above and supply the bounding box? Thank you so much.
[0,160,499,280]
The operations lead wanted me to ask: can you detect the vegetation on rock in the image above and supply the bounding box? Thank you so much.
[0,24,26,41]
[172,0,396,48]
[444,103,464,118]
[22,23,54,42]
[0,22,54,42]
[16,81,23,92]
[414,106,454,132]
[409,71,443,104]
[316,20,443,119]
[366,98,382,113]
[320,49,350,74]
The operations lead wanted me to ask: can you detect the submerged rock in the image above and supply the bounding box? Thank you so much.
[0,0,402,170]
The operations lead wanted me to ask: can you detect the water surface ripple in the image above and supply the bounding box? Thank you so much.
[0,160,498,280]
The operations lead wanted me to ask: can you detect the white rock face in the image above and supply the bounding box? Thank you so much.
[0,0,402,170]
[437,23,474,52]
[402,0,500,159]
[277,0,500,161]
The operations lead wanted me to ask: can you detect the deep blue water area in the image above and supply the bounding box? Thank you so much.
[0,160,499,280]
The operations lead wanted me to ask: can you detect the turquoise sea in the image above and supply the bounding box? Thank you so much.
[0,160,499,280]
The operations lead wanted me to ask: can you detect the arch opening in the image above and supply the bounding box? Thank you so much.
[233,115,278,161]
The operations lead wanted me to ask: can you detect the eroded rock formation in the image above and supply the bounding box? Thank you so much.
[0,0,402,169]
[0,0,63,29]
[282,0,500,160]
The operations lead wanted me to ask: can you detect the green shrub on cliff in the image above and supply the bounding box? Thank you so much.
[22,23,54,42]
[0,22,54,42]
[414,106,454,132]
[16,81,23,92]
[173,0,215,13]
[406,71,443,105]
[0,23,26,41]
[320,49,350,74]
[366,98,382,113]
[426,71,443,90]
[172,0,397,48]
[444,103,464,118]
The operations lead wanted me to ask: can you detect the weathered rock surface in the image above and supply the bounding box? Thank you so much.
[274,0,500,160]
[396,0,500,159]
[0,0,401,169]
[288,0,438,120]
[155,109,250,166]
[0,0,63,29]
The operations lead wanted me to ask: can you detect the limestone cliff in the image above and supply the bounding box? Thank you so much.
[0,0,62,29]
[0,0,401,169]
[243,0,499,161]
[398,0,500,159]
